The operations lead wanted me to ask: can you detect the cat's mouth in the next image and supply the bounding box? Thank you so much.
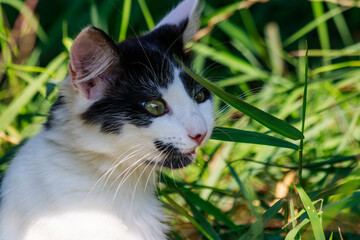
[144,140,196,169]
[158,153,194,169]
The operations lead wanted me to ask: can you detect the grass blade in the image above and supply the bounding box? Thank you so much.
[311,2,331,64]
[326,2,353,46]
[262,199,286,225]
[285,218,310,240]
[313,179,360,200]
[239,8,263,48]
[193,43,268,77]
[312,60,360,74]
[161,192,217,240]
[186,200,221,240]
[89,0,107,32]
[119,0,132,42]
[211,127,299,150]
[215,75,266,87]
[0,53,67,132]
[5,64,56,78]
[228,164,263,239]
[181,190,239,232]
[296,183,326,240]
[299,42,308,184]
[265,22,284,75]
[284,7,347,47]
[284,199,323,229]
[241,199,285,240]
[228,165,261,220]
[204,3,265,57]
[137,0,155,30]
[289,198,297,229]
[175,56,304,140]
[308,154,359,166]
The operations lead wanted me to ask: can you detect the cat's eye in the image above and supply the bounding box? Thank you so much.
[142,99,167,116]
[194,90,206,104]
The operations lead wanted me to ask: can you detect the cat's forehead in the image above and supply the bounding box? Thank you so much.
[118,42,173,86]
[111,39,200,95]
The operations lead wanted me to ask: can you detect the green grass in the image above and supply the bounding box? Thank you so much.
[1,0,360,239]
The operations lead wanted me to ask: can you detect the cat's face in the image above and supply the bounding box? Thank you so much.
[78,37,214,169]
[61,0,213,169]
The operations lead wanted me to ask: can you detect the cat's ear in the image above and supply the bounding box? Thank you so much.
[69,26,119,100]
[155,0,202,44]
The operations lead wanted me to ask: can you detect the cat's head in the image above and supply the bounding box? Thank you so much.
[55,0,213,169]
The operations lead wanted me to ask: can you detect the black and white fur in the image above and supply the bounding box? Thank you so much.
[0,0,213,239]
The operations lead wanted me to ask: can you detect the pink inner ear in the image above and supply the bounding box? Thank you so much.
[69,53,104,100]
[81,80,102,100]
[69,40,96,80]
[69,27,118,101]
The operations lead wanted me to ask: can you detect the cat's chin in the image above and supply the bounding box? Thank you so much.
[144,151,196,169]
[160,152,195,169]
[150,140,197,169]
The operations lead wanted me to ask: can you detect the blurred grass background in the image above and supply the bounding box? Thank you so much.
[0,0,360,239]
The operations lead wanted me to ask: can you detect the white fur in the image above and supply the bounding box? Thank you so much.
[0,70,213,239]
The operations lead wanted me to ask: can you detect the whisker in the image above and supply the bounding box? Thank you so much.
[100,143,154,191]
[144,151,164,192]
[90,143,154,197]
[112,151,157,201]
[156,146,174,191]
[89,143,145,192]
[129,159,156,216]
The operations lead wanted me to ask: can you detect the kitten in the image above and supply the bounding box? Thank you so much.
[0,0,213,239]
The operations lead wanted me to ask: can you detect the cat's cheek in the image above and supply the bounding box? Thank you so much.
[197,101,215,145]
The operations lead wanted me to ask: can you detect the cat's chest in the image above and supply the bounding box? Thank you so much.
[26,178,167,240]
[27,206,167,240]
[45,163,167,234]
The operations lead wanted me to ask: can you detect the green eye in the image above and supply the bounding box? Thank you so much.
[142,99,167,116]
[194,90,206,103]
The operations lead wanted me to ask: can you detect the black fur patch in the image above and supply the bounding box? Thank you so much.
[140,20,190,63]
[80,23,199,134]
[81,43,175,133]
[44,95,65,130]
[154,140,193,169]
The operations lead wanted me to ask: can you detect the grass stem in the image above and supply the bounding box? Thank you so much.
[299,41,309,184]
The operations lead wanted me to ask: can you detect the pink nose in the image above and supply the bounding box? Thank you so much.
[188,132,207,146]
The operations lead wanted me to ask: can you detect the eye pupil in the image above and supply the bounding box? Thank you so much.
[195,90,206,103]
[143,99,167,116]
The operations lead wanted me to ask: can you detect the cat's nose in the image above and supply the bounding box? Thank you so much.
[188,131,207,146]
